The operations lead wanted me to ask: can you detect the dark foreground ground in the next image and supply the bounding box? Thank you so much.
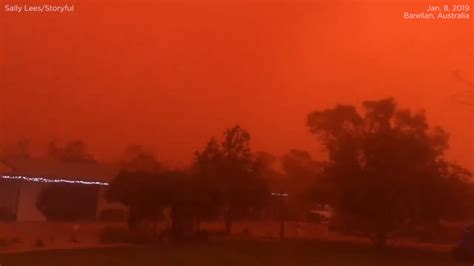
[0,239,458,266]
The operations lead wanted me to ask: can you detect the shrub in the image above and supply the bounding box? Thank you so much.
[99,208,127,222]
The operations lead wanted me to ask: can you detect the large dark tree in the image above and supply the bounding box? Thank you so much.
[280,149,324,216]
[2,139,31,159]
[107,169,199,238]
[106,171,167,231]
[195,125,269,234]
[105,146,162,231]
[307,98,473,245]
[192,138,223,231]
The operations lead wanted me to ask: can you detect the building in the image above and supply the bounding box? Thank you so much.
[0,158,125,222]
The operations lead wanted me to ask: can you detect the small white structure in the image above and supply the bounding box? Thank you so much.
[0,158,125,222]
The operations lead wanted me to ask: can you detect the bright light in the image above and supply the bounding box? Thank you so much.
[1,175,109,186]
[271,192,288,197]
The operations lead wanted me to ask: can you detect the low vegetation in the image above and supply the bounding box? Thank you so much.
[0,239,457,266]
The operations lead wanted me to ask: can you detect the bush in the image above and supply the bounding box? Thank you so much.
[99,208,127,222]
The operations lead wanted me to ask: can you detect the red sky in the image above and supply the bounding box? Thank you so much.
[1,0,472,168]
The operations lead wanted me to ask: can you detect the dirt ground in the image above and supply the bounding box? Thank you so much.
[0,239,459,266]
[0,220,460,254]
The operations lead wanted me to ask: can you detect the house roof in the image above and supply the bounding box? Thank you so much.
[0,158,119,182]
[0,161,13,173]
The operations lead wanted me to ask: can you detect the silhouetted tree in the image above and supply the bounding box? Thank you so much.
[106,171,166,231]
[436,162,474,221]
[307,98,473,246]
[111,145,162,231]
[193,138,223,231]
[254,151,282,187]
[121,145,161,172]
[2,139,31,159]
[280,149,324,216]
[195,125,269,234]
[107,168,199,239]
[165,170,201,239]
[48,140,96,163]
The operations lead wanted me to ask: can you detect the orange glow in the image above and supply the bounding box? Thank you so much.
[1,0,472,168]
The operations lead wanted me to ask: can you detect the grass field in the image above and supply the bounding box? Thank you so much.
[0,239,458,266]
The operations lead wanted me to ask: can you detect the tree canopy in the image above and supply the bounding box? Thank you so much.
[48,140,96,163]
[307,98,473,245]
[194,125,269,233]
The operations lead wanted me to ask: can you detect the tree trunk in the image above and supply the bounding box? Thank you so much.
[224,212,233,234]
[128,205,138,231]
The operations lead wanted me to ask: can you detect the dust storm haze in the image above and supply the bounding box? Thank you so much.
[1,0,472,168]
